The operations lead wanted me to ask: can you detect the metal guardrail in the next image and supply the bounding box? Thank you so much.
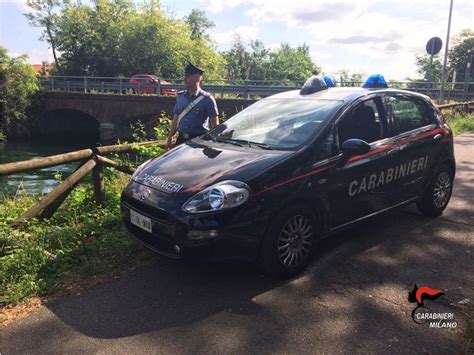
[40,76,474,100]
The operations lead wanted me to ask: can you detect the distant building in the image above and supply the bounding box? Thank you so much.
[32,63,54,76]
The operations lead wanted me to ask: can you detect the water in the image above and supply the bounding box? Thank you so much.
[0,139,95,198]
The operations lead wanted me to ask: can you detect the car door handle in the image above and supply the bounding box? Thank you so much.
[433,134,443,141]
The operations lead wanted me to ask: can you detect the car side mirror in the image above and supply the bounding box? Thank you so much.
[337,139,371,168]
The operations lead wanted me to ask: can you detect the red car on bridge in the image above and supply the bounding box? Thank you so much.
[129,74,177,96]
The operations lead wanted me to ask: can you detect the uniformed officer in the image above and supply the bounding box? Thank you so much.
[165,62,219,149]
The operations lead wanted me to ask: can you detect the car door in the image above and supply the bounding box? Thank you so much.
[315,96,399,228]
[383,94,443,203]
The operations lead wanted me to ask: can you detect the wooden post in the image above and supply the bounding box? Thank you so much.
[13,159,96,225]
[92,158,105,205]
[40,159,89,219]
[96,140,166,155]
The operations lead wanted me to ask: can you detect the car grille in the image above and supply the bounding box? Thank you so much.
[123,220,180,258]
[121,194,176,225]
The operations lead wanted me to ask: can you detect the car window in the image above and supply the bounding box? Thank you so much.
[209,98,343,150]
[337,98,383,147]
[386,96,434,134]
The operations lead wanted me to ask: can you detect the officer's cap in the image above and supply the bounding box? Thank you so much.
[185,61,204,76]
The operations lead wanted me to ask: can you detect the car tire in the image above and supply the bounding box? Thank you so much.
[416,164,454,217]
[259,205,318,278]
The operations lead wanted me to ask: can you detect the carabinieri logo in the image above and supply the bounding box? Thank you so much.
[408,284,457,328]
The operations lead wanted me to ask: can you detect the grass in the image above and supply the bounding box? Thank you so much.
[444,111,474,135]
[0,171,146,306]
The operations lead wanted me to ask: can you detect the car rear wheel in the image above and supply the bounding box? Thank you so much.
[416,164,454,217]
[259,205,318,277]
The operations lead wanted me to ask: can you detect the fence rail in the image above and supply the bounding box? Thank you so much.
[1,140,166,225]
[40,76,474,101]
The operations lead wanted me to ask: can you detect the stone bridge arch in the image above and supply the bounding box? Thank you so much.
[41,92,256,142]
[39,108,101,144]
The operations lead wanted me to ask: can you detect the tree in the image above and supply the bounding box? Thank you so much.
[184,9,215,40]
[25,0,225,78]
[268,43,319,83]
[413,54,443,82]
[448,29,474,82]
[223,40,319,84]
[24,0,62,70]
[0,47,40,139]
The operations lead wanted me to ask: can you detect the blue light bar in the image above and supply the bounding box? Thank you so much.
[323,75,335,87]
[300,75,328,95]
[362,74,388,88]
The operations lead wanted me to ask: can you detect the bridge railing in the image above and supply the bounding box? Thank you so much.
[40,76,474,101]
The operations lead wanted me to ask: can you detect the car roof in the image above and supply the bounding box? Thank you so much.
[269,87,431,103]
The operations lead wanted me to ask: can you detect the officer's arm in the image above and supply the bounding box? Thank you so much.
[209,116,219,129]
[166,115,178,148]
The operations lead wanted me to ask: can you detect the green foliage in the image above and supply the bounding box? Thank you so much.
[24,0,62,71]
[412,29,473,86]
[449,29,474,83]
[411,54,443,82]
[184,9,215,40]
[222,38,320,85]
[444,111,474,135]
[0,171,144,305]
[25,0,226,78]
[154,111,171,139]
[0,47,41,138]
[130,120,147,142]
[335,69,366,86]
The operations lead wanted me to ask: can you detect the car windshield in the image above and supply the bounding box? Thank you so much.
[207,98,343,150]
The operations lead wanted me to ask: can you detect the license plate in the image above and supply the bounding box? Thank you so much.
[130,209,152,233]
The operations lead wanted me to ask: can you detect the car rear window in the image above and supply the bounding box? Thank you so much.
[387,96,435,134]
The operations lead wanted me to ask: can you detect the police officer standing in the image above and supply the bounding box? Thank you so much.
[165,62,219,150]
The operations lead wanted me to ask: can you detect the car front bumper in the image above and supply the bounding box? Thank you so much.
[120,181,264,262]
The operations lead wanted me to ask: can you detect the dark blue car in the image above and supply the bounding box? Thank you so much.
[121,76,455,277]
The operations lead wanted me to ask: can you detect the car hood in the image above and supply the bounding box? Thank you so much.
[132,139,291,199]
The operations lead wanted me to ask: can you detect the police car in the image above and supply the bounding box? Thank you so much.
[121,75,455,277]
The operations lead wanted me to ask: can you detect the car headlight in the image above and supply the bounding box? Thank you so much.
[182,180,250,213]
[131,159,151,180]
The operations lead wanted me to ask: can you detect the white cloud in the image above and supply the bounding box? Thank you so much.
[211,25,260,46]
[204,0,245,14]
[203,0,473,80]
[21,48,54,64]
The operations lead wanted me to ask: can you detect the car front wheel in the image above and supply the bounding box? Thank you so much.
[416,164,454,217]
[259,205,318,277]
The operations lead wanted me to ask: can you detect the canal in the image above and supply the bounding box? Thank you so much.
[0,138,97,198]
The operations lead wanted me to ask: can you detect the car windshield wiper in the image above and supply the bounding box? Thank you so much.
[202,132,216,142]
[215,137,245,147]
[248,141,274,150]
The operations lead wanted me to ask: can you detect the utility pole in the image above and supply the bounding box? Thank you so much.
[439,0,453,103]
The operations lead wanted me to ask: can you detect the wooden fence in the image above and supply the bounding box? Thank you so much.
[437,101,474,112]
[0,140,166,226]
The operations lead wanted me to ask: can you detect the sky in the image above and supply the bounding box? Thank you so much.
[0,0,473,80]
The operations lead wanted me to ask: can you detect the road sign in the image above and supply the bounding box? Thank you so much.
[426,37,442,55]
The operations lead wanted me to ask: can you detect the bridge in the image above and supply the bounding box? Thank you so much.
[39,76,474,142]
[40,92,256,142]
